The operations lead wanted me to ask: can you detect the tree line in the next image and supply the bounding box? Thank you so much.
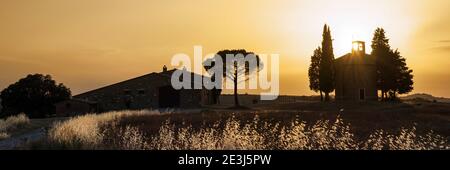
[308,25,414,101]
[0,25,415,118]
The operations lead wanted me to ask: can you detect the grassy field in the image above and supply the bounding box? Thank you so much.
[27,100,450,150]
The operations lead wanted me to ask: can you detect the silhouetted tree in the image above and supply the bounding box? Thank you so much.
[203,49,262,107]
[371,28,414,100]
[371,28,393,100]
[0,74,71,118]
[319,24,335,101]
[391,49,414,98]
[308,47,323,101]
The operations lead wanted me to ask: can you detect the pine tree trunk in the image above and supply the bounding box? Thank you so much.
[325,92,330,102]
[233,75,239,107]
[234,87,239,107]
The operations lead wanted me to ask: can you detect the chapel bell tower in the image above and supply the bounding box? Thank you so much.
[352,41,366,55]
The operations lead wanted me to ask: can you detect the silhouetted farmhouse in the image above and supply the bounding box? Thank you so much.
[55,67,216,116]
[334,41,377,101]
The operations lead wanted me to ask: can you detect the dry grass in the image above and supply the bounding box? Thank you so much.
[46,110,165,149]
[146,116,447,150]
[38,110,449,150]
[0,132,9,140]
[0,113,30,140]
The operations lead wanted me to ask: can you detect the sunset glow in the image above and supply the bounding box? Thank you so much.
[0,0,449,97]
[1,0,450,156]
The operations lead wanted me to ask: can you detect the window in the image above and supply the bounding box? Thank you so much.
[359,89,365,100]
[138,89,145,95]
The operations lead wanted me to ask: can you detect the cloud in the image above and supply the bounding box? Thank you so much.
[430,40,450,52]
[430,46,450,52]
[0,56,47,66]
[436,40,450,43]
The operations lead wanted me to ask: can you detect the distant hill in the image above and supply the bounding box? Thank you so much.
[401,93,450,103]
[220,93,450,104]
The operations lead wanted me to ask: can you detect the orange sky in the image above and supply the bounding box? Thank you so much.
[0,0,449,97]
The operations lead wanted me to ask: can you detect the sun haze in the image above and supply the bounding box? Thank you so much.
[0,0,449,97]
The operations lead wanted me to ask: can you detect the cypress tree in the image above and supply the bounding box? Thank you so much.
[308,47,323,101]
[319,24,335,101]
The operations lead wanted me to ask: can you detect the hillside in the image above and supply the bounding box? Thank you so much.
[401,93,450,103]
